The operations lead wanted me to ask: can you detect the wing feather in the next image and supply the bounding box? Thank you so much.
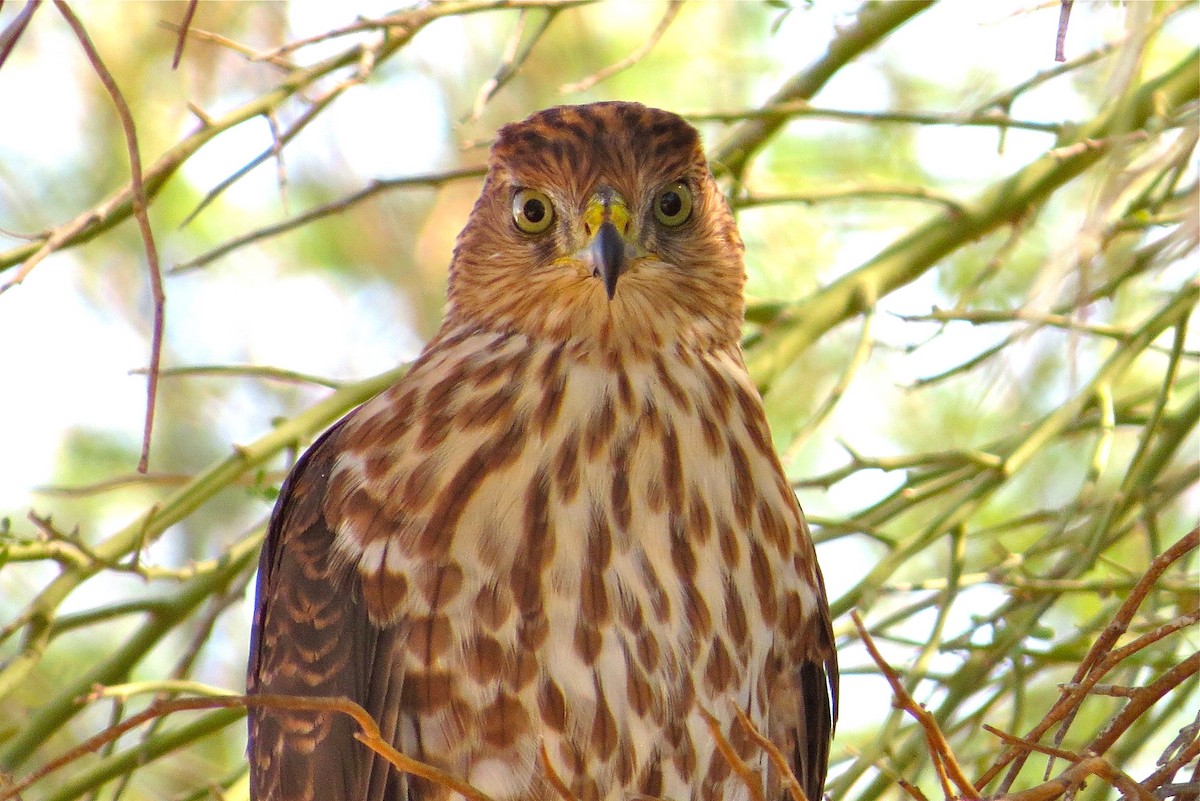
[247,420,408,801]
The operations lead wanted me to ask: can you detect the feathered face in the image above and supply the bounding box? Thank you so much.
[446,102,746,353]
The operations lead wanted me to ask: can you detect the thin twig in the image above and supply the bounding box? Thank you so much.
[852,610,981,799]
[171,166,486,274]
[699,706,766,801]
[730,704,809,801]
[1055,0,1073,62]
[54,0,165,474]
[170,0,197,69]
[0,694,495,801]
[465,7,560,123]
[980,528,1200,791]
[559,0,684,93]
[0,0,41,71]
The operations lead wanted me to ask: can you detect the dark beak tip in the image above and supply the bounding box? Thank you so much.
[597,220,624,301]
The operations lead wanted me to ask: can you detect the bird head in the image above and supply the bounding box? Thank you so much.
[446,102,746,354]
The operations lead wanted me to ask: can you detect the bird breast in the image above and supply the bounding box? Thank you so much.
[323,326,821,798]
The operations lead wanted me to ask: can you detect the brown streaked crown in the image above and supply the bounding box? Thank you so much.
[445,102,745,353]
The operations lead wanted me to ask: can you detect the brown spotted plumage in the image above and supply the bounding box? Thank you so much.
[248,101,837,801]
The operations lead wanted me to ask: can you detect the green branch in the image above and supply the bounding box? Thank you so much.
[745,47,1199,390]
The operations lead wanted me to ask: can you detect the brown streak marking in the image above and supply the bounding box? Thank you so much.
[481,692,530,749]
[534,372,567,436]
[473,583,511,631]
[464,632,503,683]
[662,425,684,516]
[419,562,463,608]
[514,467,553,613]
[591,677,617,760]
[353,387,415,448]
[700,358,733,417]
[624,643,653,718]
[757,497,790,555]
[408,615,452,665]
[554,428,581,502]
[574,618,602,664]
[580,558,609,625]
[399,670,454,714]
[418,418,526,554]
[360,564,407,622]
[687,491,713,545]
[704,638,735,694]
[700,414,724,456]
[636,629,661,673]
[749,539,778,625]
[652,353,690,413]
[734,383,775,460]
[682,582,712,642]
[538,677,567,733]
[611,439,632,532]
[646,476,665,514]
[728,439,755,529]
[401,457,437,510]
[638,756,663,797]
[585,395,616,459]
[616,370,635,413]
[458,382,519,429]
[716,513,741,568]
[724,576,750,654]
[669,513,696,580]
[636,551,670,624]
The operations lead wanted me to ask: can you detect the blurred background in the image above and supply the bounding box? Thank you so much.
[0,1,1196,800]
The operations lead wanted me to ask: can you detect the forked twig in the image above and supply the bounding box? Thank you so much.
[0,693,495,801]
[851,610,981,800]
[699,706,767,801]
[730,703,810,801]
[980,528,1199,791]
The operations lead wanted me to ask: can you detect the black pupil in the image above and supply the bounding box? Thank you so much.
[523,198,546,223]
[659,191,682,218]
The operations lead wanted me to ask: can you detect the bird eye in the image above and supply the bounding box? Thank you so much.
[512,188,555,234]
[653,181,693,227]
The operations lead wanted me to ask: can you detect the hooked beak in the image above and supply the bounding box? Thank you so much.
[579,189,633,301]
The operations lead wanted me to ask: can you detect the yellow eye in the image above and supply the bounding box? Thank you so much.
[512,188,555,234]
[653,181,692,227]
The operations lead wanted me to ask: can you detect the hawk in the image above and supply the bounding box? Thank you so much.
[247,101,837,801]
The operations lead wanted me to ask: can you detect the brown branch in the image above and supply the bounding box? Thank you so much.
[0,693,494,801]
[980,527,1199,791]
[1001,756,1153,801]
[731,704,809,801]
[1087,651,1200,756]
[0,0,40,71]
[1141,737,1200,794]
[53,0,165,474]
[1055,1,1073,62]
[852,610,981,800]
[170,0,197,69]
[699,706,766,801]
